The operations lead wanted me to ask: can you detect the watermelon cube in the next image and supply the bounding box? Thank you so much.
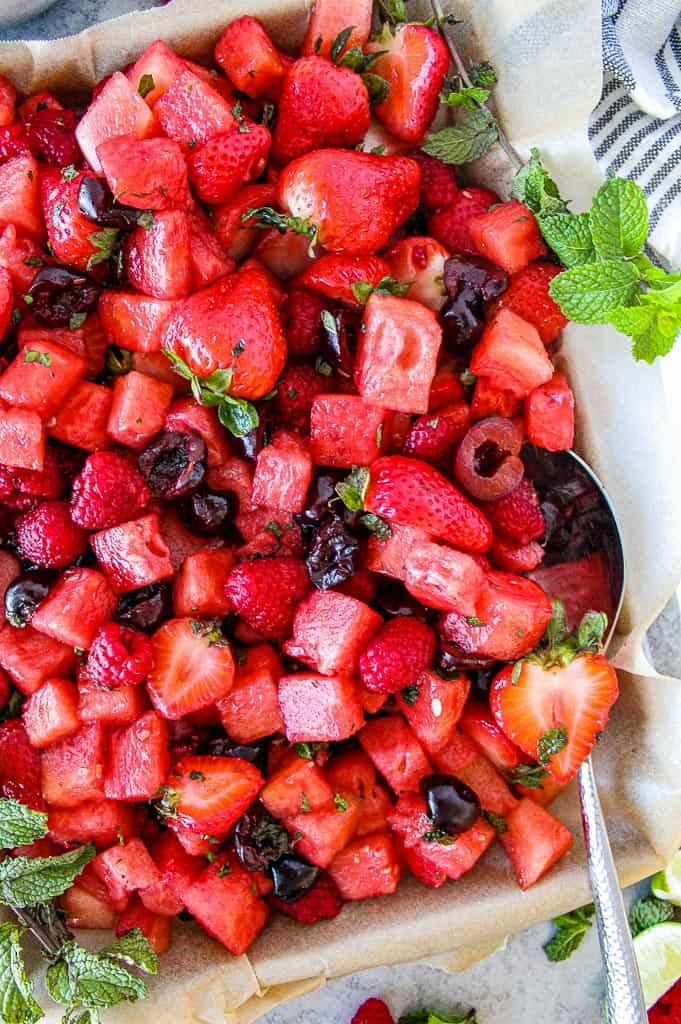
[0,154,42,241]
[396,669,470,754]
[124,209,193,301]
[91,513,174,593]
[355,293,441,414]
[0,623,75,696]
[328,830,401,899]
[31,567,117,650]
[41,722,108,808]
[116,894,172,953]
[173,548,235,618]
[0,405,45,470]
[515,773,566,808]
[17,319,108,379]
[98,134,191,210]
[216,642,284,743]
[0,719,45,809]
[155,68,236,147]
[430,728,480,776]
[388,794,495,880]
[470,310,553,398]
[0,551,19,608]
[284,799,361,868]
[499,797,573,889]
[459,701,527,771]
[250,430,313,514]
[469,199,547,274]
[310,395,391,468]
[525,371,575,452]
[0,225,45,294]
[278,673,365,742]
[0,338,87,419]
[214,16,286,99]
[470,376,521,420]
[79,681,148,726]
[48,798,139,848]
[94,838,161,904]
[403,540,486,615]
[284,591,383,676]
[99,291,176,354]
[107,371,174,450]
[75,72,155,174]
[325,749,392,838]
[260,754,334,820]
[358,714,432,794]
[184,857,269,955]
[451,754,519,817]
[78,860,128,912]
[139,830,204,916]
[105,711,169,802]
[366,522,431,580]
[49,380,113,452]
[22,677,80,749]
[126,39,186,108]
[397,836,447,888]
[527,553,612,632]
[60,885,118,930]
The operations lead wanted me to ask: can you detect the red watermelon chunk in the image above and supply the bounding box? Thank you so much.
[31,567,117,650]
[328,830,401,899]
[358,714,432,794]
[284,591,383,676]
[278,673,365,742]
[105,711,170,802]
[75,72,155,173]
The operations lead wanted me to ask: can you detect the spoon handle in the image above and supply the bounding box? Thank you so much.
[578,756,648,1022]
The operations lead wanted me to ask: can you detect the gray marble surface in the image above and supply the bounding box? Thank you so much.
[1,2,679,1020]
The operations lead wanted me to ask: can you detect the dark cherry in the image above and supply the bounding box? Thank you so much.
[228,417,273,462]
[320,308,358,380]
[435,644,496,674]
[297,471,360,536]
[115,582,172,633]
[269,854,320,902]
[304,514,360,590]
[438,287,484,356]
[27,266,100,328]
[181,488,236,535]
[419,772,481,835]
[77,175,144,230]
[443,255,508,302]
[373,579,431,622]
[166,719,207,761]
[4,571,54,628]
[470,662,504,701]
[203,736,266,768]
[138,431,206,499]
[233,805,292,872]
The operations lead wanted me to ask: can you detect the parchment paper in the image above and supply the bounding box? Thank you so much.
[2,0,681,1019]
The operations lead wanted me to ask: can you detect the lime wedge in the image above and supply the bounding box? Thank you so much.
[652,851,681,906]
[634,921,681,1008]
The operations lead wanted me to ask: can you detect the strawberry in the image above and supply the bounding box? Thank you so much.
[490,614,619,783]
[269,872,343,925]
[277,149,420,256]
[224,556,311,639]
[352,999,395,1024]
[367,24,449,143]
[82,623,153,689]
[469,200,547,274]
[411,152,458,211]
[359,616,436,694]
[401,402,470,467]
[213,183,277,261]
[214,16,287,99]
[26,107,80,166]
[273,57,370,165]
[364,455,493,552]
[70,451,150,530]
[296,254,391,308]
[492,261,567,343]
[301,0,372,59]
[428,187,500,255]
[163,756,264,837]
[0,122,30,164]
[188,123,272,205]
[15,499,87,568]
[273,361,328,430]
[487,476,545,545]
[40,169,100,272]
[489,536,544,574]
[403,540,486,616]
[146,618,236,719]
[525,372,575,452]
[384,236,449,311]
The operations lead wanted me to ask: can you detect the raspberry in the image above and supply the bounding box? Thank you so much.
[0,449,63,511]
[359,616,436,693]
[82,622,153,689]
[412,152,458,212]
[489,536,544,573]
[428,187,499,255]
[269,873,343,925]
[487,477,545,545]
[351,999,395,1024]
[26,107,81,167]
[273,361,328,430]
[401,402,470,468]
[70,451,151,531]
[284,287,325,356]
[224,555,311,639]
[493,262,568,344]
[15,499,87,569]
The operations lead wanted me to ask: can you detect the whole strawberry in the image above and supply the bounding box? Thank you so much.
[188,123,272,205]
[284,287,325,355]
[224,555,311,638]
[428,187,499,255]
[82,622,153,689]
[269,872,343,924]
[16,499,87,568]
[412,152,458,211]
[359,616,436,693]
[487,476,545,545]
[352,999,395,1024]
[70,451,151,531]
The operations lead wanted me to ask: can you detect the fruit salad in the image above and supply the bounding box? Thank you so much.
[0,0,621,969]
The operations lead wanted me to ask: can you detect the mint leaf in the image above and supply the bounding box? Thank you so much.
[544,904,595,962]
[629,896,674,937]
[548,260,640,324]
[538,212,595,267]
[609,304,681,363]
[23,350,50,367]
[537,725,568,766]
[506,763,549,789]
[359,512,392,539]
[469,61,497,88]
[422,108,498,165]
[482,810,507,834]
[335,466,369,511]
[511,148,568,216]
[137,74,155,99]
[87,228,120,269]
[351,276,411,303]
[100,930,158,975]
[0,799,48,849]
[400,1009,477,1024]
[401,684,420,706]
[0,922,42,1024]
[0,843,95,907]
[47,940,147,1012]
[589,177,648,260]
[217,397,259,438]
[441,86,490,109]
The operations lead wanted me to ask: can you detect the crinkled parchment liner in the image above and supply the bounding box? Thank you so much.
[1,0,681,1019]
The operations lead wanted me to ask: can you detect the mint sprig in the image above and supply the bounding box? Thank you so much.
[0,923,43,1024]
[628,896,674,937]
[543,904,595,962]
[163,350,259,438]
[351,276,411,304]
[241,206,318,257]
[0,844,95,907]
[0,800,48,849]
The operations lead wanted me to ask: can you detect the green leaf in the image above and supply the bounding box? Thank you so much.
[543,904,595,962]
[441,86,490,109]
[359,512,392,540]
[422,108,498,165]
[351,276,411,303]
[537,725,568,766]
[510,148,568,217]
[334,793,349,813]
[49,940,147,1011]
[400,684,420,706]
[608,303,681,363]
[538,212,595,267]
[330,25,354,63]
[106,346,132,376]
[0,922,43,1024]
[377,0,407,23]
[0,799,48,849]
[335,466,369,512]
[0,843,95,907]
[100,930,158,975]
[68,312,87,331]
[61,165,78,183]
[506,763,549,789]
[362,72,390,105]
[0,690,23,723]
[23,350,50,367]
[87,228,120,269]
[422,829,455,846]
[548,259,640,324]
[136,211,156,230]
[576,611,608,651]
[482,810,507,834]
[205,368,234,395]
[469,61,497,88]
[544,597,569,652]
[399,1008,476,1024]
[629,896,674,937]
[218,398,259,438]
[589,177,648,260]
[137,74,155,99]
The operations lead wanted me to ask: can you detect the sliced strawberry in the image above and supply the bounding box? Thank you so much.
[146,618,235,719]
[188,123,272,205]
[301,0,372,59]
[385,236,449,311]
[165,755,263,836]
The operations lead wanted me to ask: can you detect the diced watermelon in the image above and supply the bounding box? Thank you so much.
[0,622,75,696]
[216,643,284,743]
[107,371,174,450]
[250,430,313,513]
[99,292,176,354]
[0,719,45,809]
[260,754,334,820]
[60,884,118,930]
[91,513,174,593]
[48,799,139,848]
[172,548,235,618]
[499,796,573,889]
[469,200,547,274]
[139,830,205,916]
[165,397,233,472]
[183,856,269,954]
[396,669,470,754]
[470,310,553,398]
[366,522,431,580]
[0,405,45,470]
[310,395,391,468]
[31,567,117,650]
[278,673,365,742]
[525,371,575,452]
[79,681,148,726]
[430,728,480,775]
[187,209,236,289]
[0,338,87,419]
[328,830,401,899]
[214,16,287,99]
[284,798,361,868]
[126,40,186,108]
[396,835,446,888]
[387,793,495,880]
[98,134,191,210]
[22,677,80,749]
[527,553,614,631]
[358,714,432,794]
[49,380,113,452]
[41,722,108,808]
[155,68,236,148]
[451,754,519,817]
[0,154,42,241]
[75,72,155,173]
[94,838,161,905]
[116,894,172,953]
[105,711,170,801]
[326,749,392,837]
[284,591,383,676]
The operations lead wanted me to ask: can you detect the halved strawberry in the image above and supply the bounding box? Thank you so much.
[301,0,372,59]
[491,261,567,344]
[385,236,449,311]
[164,755,263,836]
[146,618,235,719]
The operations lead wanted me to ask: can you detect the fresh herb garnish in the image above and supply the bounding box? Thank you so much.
[162,350,259,438]
[543,904,595,962]
[629,896,674,937]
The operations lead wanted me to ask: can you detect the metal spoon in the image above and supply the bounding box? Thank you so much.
[523,445,646,1022]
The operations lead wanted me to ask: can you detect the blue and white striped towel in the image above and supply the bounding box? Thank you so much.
[589,0,681,269]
